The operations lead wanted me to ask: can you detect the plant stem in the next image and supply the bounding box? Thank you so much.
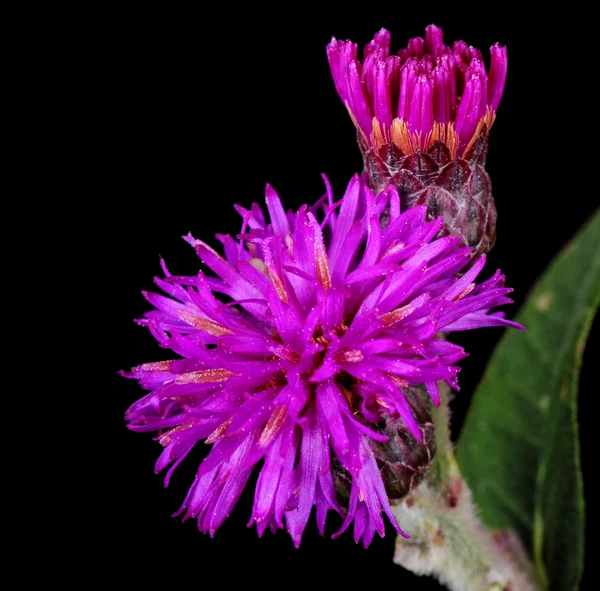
[393,383,543,591]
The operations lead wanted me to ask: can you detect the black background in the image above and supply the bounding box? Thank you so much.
[90,6,598,589]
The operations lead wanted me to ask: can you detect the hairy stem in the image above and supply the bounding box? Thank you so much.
[393,383,542,591]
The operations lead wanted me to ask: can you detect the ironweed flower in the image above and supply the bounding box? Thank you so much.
[123,174,521,547]
[327,25,508,259]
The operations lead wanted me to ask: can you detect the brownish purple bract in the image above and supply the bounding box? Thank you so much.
[333,385,436,505]
[361,128,496,260]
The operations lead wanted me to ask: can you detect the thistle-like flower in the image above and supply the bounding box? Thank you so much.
[123,174,521,547]
[327,25,508,259]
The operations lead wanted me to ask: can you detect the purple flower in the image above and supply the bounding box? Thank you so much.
[123,173,521,547]
[327,25,508,260]
[327,24,507,157]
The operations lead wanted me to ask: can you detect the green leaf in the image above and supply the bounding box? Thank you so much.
[456,210,600,591]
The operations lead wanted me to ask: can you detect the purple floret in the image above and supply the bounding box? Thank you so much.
[327,24,508,155]
[123,173,521,547]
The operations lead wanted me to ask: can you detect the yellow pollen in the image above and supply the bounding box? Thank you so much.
[272,346,301,363]
[381,241,406,261]
[456,283,475,301]
[265,263,289,304]
[315,242,331,292]
[137,360,174,372]
[158,421,195,447]
[259,406,288,447]
[175,368,236,384]
[178,310,233,336]
[386,374,410,389]
[380,303,416,327]
[375,397,390,409]
[205,417,234,445]
[335,349,364,363]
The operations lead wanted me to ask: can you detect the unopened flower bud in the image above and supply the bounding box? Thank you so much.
[332,385,436,505]
[327,25,507,260]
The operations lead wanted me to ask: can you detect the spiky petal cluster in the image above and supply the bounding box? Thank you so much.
[327,24,507,157]
[123,174,521,547]
[327,25,508,259]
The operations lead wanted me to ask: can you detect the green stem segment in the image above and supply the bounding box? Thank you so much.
[392,384,543,591]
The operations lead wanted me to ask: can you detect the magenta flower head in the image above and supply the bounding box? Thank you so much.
[122,174,521,547]
[327,25,508,259]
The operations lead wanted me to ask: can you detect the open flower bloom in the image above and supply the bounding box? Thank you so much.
[123,174,521,547]
[327,25,508,259]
